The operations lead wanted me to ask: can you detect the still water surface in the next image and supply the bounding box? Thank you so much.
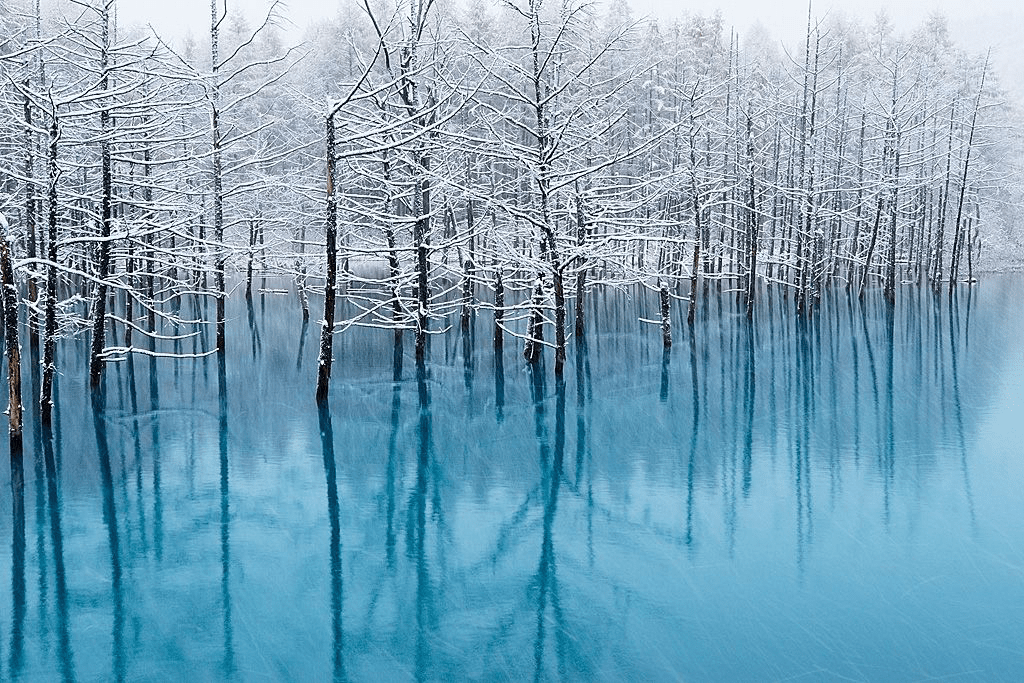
[2,278,1023,680]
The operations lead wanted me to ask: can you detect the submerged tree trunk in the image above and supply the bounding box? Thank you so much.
[859,194,885,300]
[88,0,113,389]
[461,199,475,333]
[0,215,23,457]
[933,104,955,290]
[949,54,988,293]
[660,281,672,349]
[574,190,586,338]
[688,227,700,326]
[553,267,566,375]
[414,175,430,362]
[40,108,59,426]
[524,277,544,364]
[315,112,338,403]
[745,114,759,320]
[23,88,39,347]
[494,270,504,352]
[211,0,226,354]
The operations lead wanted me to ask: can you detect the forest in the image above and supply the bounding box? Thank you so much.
[0,0,1019,445]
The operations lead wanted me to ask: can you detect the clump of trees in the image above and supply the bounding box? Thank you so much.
[0,0,1017,421]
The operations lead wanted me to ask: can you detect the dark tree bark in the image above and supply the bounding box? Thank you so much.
[40,109,59,426]
[211,0,226,354]
[494,270,504,352]
[659,281,672,349]
[88,0,113,388]
[0,217,23,457]
[316,112,339,403]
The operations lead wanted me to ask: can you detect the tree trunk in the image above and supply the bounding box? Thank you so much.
[553,266,566,376]
[494,270,504,352]
[660,281,672,348]
[524,277,544,364]
[574,189,586,338]
[211,0,226,354]
[88,1,113,389]
[40,108,59,426]
[949,54,988,294]
[315,112,338,403]
[0,216,23,457]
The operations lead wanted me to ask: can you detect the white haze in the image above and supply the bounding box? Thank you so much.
[118,0,1022,97]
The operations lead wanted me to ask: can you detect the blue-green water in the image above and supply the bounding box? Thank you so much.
[2,278,1023,680]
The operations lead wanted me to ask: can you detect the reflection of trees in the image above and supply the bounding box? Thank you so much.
[884,298,896,525]
[576,340,593,567]
[386,335,403,569]
[463,316,474,412]
[218,356,234,676]
[43,414,75,682]
[9,433,26,679]
[127,356,149,552]
[246,288,263,359]
[318,401,346,682]
[686,318,699,548]
[150,349,163,561]
[742,320,755,498]
[0,277,1007,676]
[35,345,74,681]
[661,282,991,563]
[532,370,568,682]
[412,357,433,682]
[92,388,125,682]
[660,347,670,403]
[794,312,815,570]
[949,290,976,528]
[495,340,505,423]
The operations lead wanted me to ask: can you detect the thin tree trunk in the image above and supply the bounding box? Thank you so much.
[574,189,586,338]
[524,277,544,364]
[315,112,338,403]
[0,216,23,456]
[949,53,988,293]
[40,107,59,425]
[745,114,759,320]
[89,0,113,388]
[554,266,566,375]
[211,0,226,354]
[660,281,672,348]
[494,269,504,351]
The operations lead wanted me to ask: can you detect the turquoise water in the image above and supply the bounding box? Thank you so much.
[2,278,1023,680]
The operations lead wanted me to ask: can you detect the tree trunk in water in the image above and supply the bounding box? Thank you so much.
[461,199,475,333]
[933,105,955,291]
[40,109,59,426]
[949,53,988,294]
[745,114,759,320]
[885,133,901,306]
[211,0,226,354]
[494,270,504,352]
[246,219,256,298]
[688,233,700,325]
[414,153,431,361]
[23,88,39,354]
[0,216,23,457]
[524,277,544,364]
[859,194,884,300]
[88,2,113,389]
[554,267,566,376]
[316,112,338,403]
[660,281,672,349]
[574,189,586,338]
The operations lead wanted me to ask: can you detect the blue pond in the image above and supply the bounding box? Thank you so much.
[2,277,1023,680]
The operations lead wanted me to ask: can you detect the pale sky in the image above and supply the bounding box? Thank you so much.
[116,0,1018,42]
[117,0,1022,90]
